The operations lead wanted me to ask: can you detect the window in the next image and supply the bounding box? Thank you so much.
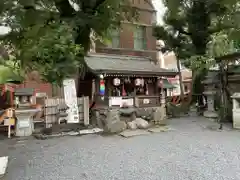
[108,29,120,48]
[134,26,147,50]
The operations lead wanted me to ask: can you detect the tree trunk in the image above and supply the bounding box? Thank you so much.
[176,58,184,101]
[219,62,228,123]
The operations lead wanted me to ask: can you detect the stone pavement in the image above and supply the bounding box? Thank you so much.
[2,116,240,180]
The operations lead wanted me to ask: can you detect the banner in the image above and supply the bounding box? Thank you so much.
[63,79,79,123]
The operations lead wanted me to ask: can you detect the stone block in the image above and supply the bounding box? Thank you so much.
[106,121,127,133]
[105,109,120,125]
[127,121,138,130]
[233,109,240,129]
[203,111,218,119]
[136,108,153,118]
[103,109,127,133]
[153,107,167,125]
[94,111,104,128]
[119,129,151,137]
[135,118,149,129]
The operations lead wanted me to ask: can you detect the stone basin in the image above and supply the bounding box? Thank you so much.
[15,108,40,137]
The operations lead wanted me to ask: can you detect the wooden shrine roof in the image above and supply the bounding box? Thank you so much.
[84,53,178,77]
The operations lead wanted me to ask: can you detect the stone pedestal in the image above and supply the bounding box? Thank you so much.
[203,91,218,119]
[154,91,167,125]
[153,107,167,125]
[15,109,39,137]
[104,109,126,133]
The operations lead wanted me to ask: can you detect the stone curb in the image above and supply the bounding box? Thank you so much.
[34,128,104,140]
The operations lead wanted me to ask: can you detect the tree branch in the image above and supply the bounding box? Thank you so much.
[79,0,107,13]
[92,0,107,11]
[53,0,75,18]
[178,28,192,36]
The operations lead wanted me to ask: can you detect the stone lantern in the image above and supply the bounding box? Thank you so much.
[202,70,218,118]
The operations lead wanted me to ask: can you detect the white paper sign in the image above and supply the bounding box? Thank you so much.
[121,98,134,107]
[18,120,30,128]
[143,99,150,104]
[63,79,79,123]
[109,97,122,106]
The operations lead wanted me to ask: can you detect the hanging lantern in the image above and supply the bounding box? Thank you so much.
[135,78,141,86]
[99,80,105,95]
[113,78,120,86]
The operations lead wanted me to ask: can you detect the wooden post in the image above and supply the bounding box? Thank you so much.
[8,125,11,138]
[134,97,139,107]
[44,98,58,128]
[160,87,167,122]
[83,96,89,126]
[92,79,95,101]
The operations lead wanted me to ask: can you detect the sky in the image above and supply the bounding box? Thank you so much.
[152,0,166,25]
[0,26,10,35]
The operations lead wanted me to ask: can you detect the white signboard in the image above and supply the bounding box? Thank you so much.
[143,99,150,104]
[121,98,134,107]
[109,97,122,107]
[18,120,30,128]
[63,79,79,123]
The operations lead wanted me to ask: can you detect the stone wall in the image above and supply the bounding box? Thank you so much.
[136,106,160,119]
[91,106,166,133]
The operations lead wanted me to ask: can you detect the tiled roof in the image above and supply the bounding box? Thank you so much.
[85,53,178,76]
[15,88,34,96]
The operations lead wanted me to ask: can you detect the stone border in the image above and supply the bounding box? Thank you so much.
[34,128,104,140]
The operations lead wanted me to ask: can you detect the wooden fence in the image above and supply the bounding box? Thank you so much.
[44,96,89,128]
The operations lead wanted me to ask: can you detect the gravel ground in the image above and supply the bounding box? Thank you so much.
[2,117,240,180]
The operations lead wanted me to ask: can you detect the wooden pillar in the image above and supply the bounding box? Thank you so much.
[160,87,166,117]
[91,79,95,101]
[83,96,89,126]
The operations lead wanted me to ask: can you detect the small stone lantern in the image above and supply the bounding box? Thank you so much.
[202,70,218,118]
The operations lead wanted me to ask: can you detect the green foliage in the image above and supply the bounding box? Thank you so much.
[0,57,22,84]
[154,0,239,106]
[28,22,84,85]
[0,0,137,52]
[10,21,83,85]
[154,0,240,68]
[233,40,240,50]
[207,32,237,58]
[0,0,137,85]
[184,32,237,71]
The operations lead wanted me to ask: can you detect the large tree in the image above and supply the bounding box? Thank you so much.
[154,0,240,97]
[154,0,239,57]
[0,0,136,84]
[0,0,135,51]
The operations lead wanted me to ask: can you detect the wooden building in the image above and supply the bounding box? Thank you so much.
[78,53,178,108]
